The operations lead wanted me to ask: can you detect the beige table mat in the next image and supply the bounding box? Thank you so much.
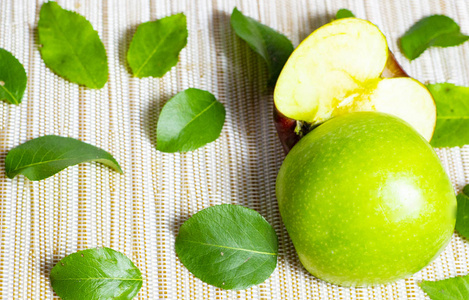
[1,0,468,299]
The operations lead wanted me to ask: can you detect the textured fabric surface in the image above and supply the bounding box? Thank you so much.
[0,0,468,299]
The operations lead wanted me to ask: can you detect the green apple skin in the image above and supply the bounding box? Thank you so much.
[276,112,456,287]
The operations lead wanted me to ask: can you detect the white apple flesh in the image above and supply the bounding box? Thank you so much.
[274,18,436,141]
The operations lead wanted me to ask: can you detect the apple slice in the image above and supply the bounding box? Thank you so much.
[367,78,436,140]
[274,18,436,151]
[274,52,410,154]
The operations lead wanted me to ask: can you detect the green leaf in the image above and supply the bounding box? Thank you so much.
[156,88,225,153]
[38,1,108,89]
[400,15,469,60]
[50,247,142,300]
[0,48,27,105]
[230,7,294,86]
[456,185,469,239]
[5,135,122,181]
[420,275,469,300]
[175,204,278,290]
[127,13,188,78]
[427,83,469,148]
[335,9,355,19]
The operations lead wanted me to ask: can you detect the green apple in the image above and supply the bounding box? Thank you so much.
[276,112,456,287]
[274,18,436,143]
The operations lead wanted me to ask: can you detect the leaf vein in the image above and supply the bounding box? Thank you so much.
[10,156,101,172]
[133,27,175,77]
[177,100,218,138]
[0,84,18,104]
[179,239,277,256]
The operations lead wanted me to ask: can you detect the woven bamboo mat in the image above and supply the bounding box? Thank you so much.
[0,0,468,299]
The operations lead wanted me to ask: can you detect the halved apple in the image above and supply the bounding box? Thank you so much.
[274,18,436,152]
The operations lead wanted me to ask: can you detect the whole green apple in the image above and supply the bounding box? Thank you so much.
[276,112,456,287]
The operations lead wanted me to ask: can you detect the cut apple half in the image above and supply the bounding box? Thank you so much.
[274,18,436,143]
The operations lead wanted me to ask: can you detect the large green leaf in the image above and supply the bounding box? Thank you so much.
[175,204,278,290]
[127,13,187,78]
[427,83,469,148]
[38,1,108,89]
[0,48,27,105]
[400,15,469,60]
[230,7,294,86]
[420,275,469,300]
[156,88,225,153]
[50,248,142,300]
[456,185,469,239]
[5,135,122,181]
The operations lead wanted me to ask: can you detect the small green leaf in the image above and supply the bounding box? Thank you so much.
[230,7,294,86]
[456,185,469,239]
[38,1,108,88]
[50,247,142,300]
[400,15,469,60]
[427,83,469,148]
[156,88,225,153]
[5,135,122,181]
[127,13,187,78]
[175,204,278,290]
[335,9,355,19]
[420,275,469,300]
[0,48,27,105]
